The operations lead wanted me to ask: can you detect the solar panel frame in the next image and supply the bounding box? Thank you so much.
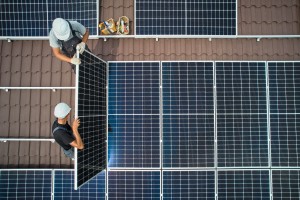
[75,50,108,189]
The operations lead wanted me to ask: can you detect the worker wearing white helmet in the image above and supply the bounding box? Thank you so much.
[52,102,84,159]
[49,18,90,72]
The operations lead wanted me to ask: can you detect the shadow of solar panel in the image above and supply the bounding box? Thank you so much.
[54,170,105,200]
[271,114,300,167]
[163,171,215,200]
[218,170,270,200]
[0,0,48,36]
[0,170,52,199]
[162,62,214,114]
[108,114,160,168]
[269,62,300,114]
[163,115,214,168]
[108,171,160,200]
[76,50,107,189]
[108,62,160,115]
[272,170,300,200]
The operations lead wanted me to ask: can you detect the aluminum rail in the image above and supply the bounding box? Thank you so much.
[0,87,75,92]
[0,138,55,142]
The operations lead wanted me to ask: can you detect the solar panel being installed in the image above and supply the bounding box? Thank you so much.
[0,170,52,199]
[76,50,107,189]
[216,62,268,167]
[269,62,300,167]
[0,0,98,37]
[135,0,237,35]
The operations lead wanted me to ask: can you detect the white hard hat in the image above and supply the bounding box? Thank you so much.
[54,102,71,119]
[52,18,71,40]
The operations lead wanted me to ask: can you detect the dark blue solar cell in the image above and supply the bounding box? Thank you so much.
[108,62,160,115]
[217,114,268,167]
[108,114,160,168]
[271,114,300,167]
[272,170,300,200]
[268,62,300,114]
[108,171,160,199]
[54,170,105,200]
[218,170,270,200]
[162,62,214,114]
[163,115,214,168]
[163,171,215,200]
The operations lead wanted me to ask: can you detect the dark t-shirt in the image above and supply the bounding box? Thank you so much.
[52,119,75,150]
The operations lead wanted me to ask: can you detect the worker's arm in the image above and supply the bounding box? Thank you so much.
[52,47,72,63]
[70,118,84,150]
[81,28,89,43]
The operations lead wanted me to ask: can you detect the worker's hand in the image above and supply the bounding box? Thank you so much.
[70,57,81,65]
[72,118,80,130]
[76,42,86,54]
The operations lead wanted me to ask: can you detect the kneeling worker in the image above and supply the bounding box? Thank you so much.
[52,103,84,159]
[49,18,90,71]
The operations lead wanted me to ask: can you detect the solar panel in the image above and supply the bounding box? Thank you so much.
[135,0,237,35]
[0,170,52,199]
[163,171,215,199]
[0,0,98,37]
[108,62,160,115]
[108,171,160,199]
[108,61,160,168]
[76,50,107,189]
[216,62,268,167]
[54,170,105,200]
[218,170,270,200]
[272,170,300,200]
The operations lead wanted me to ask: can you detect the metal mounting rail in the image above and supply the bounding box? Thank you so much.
[0,138,55,143]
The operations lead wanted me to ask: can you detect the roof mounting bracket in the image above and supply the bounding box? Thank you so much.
[209,38,212,42]
[52,88,56,92]
[103,38,107,42]
[7,39,11,43]
[4,88,8,92]
[156,38,159,42]
[257,38,261,42]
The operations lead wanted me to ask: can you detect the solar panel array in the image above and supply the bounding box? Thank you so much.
[76,50,107,189]
[135,0,237,35]
[105,61,300,199]
[0,0,98,37]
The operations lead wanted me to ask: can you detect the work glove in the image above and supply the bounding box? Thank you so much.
[70,57,81,65]
[76,42,86,54]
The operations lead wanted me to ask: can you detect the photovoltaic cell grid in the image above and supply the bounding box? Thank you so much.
[269,62,300,167]
[163,171,215,200]
[76,50,107,189]
[272,170,300,200]
[0,170,52,200]
[218,170,270,200]
[136,0,236,35]
[108,171,160,200]
[54,170,105,200]
[0,0,98,37]
[108,62,160,168]
[162,62,214,168]
[216,62,268,167]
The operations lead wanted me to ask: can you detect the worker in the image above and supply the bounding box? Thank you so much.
[49,18,90,72]
[52,102,84,160]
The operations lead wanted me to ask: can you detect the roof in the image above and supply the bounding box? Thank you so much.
[0,0,300,168]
